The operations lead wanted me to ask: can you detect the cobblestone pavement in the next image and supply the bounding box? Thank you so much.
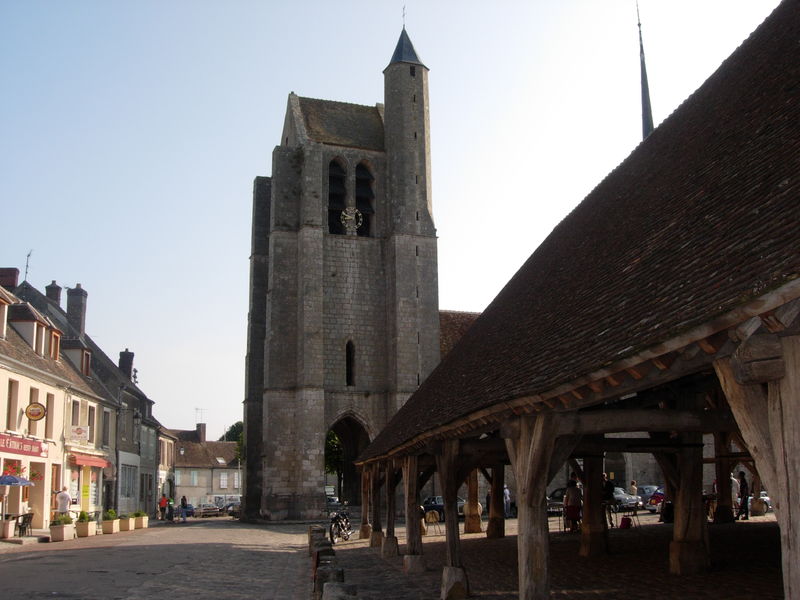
[332,512,784,599]
[0,519,311,600]
[0,513,783,599]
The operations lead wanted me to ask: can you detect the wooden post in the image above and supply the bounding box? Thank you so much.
[370,462,384,547]
[579,453,606,557]
[436,439,469,599]
[713,432,735,523]
[486,464,505,538]
[382,461,400,557]
[463,469,482,533]
[669,427,709,574]
[402,455,425,573]
[504,414,557,600]
[715,335,800,599]
[359,466,371,539]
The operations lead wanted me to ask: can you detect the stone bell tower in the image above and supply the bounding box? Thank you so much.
[243,28,440,520]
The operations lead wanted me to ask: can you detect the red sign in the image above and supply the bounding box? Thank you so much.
[0,433,48,457]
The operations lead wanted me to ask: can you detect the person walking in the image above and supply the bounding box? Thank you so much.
[736,471,750,520]
[56,487,71,515]
[503,485,512,518]
[564,479,583,533]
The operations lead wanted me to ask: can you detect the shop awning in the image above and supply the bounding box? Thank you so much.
[70,454,111,468]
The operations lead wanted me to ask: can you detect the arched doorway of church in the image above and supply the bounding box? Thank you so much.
[326,417,370,506]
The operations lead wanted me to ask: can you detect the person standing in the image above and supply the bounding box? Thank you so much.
[56,487,71,515]
[736,471,750,520]
[564,479,583,533]
[629,480,638,498]
[602,473,616,527]
[158,493,168,520]
[503,484,511,518]
[180,496,188,523]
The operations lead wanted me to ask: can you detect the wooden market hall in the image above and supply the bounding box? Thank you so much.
[354,2,800,599]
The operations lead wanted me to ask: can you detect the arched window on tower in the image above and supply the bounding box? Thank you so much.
[345,341,355,386]
[328,160,346,234]
[355,163,374,237]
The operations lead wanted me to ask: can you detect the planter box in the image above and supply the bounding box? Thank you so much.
[134,516,149,529]
[76,521,97,537]
[119,518,135,532]
[49,524,75,542]
[102,519,120,534]
[1,519,15,539]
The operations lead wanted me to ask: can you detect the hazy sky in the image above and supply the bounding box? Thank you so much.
[0,0,782,440]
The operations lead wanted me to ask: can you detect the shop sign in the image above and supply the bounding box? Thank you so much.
[0,433,48,457]
[25,402,46,421]
[70,426,89,443]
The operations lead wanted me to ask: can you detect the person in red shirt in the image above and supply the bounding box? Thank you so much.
[158,493,168,520]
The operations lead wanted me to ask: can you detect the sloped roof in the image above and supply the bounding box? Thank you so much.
[361,0,800,462]
[174,438,238,469]
[298,97,384,151]
[439,310,480,358]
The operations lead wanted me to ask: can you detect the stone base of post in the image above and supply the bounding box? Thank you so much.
[579,525,606,557]
[381,534,399,557]
[403,554,426,574]
[440,565,469,600]
[485,516,504,538]
[359,524,372,540]
[369,530,384,548]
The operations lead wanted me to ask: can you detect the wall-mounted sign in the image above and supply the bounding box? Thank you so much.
[25,402,46,421]
[70,426,89,443]
[0,433,48,457]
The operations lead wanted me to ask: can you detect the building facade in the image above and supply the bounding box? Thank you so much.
[244,29,441,519]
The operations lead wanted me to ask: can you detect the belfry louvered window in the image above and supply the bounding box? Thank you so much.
[346,341,355,386]
[328,160,346,234]
[355,163,374,237]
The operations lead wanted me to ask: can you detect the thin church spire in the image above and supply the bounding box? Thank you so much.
[637,2,654,139]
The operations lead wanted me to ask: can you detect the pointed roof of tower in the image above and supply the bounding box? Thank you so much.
[638,5,654,139]
[389,28,425,67]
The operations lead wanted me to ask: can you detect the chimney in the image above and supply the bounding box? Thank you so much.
[0,268,19,290]
[196,423,206,443]
[46,280,62,305]
[119,348,134,380]
[66,283,88,335]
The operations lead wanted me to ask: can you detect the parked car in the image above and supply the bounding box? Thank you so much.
[647,487,665,513]
[223,501,241,517]
[749,491,772,512]
[612,487,642,510]
[195,503,221,517]
[547,487,566,515]
[422,495,465,521]
[326,496,341,512]
[636,485,660,506]
[183,504,195,518]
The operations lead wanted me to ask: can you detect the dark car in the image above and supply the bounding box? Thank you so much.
[223,501,241,517]
[647,487,665,513]
[547,487,566,515]
[422,495,465,521]
[183,504,195,517]
[636,485,660,506]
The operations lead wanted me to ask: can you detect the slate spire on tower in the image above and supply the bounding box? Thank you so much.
[389,28,425,67]
[638,3,654,139]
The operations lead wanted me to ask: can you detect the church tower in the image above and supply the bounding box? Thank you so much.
[244,29,440,520]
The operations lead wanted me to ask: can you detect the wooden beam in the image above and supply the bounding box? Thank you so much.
[557,408,736,436]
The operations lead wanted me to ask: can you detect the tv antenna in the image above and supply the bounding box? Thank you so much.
[24,249,33,281]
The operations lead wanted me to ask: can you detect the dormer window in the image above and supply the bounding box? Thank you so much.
[81,350,91,376]
[0,302,7,339]
[34,322,46,355]
[49,331,61,360]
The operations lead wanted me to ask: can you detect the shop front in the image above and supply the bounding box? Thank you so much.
[0,432,52,529]
[67,453,111,520]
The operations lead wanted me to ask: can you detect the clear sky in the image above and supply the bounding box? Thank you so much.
[0,0,782,440]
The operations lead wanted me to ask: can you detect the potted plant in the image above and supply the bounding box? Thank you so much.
[49,513,75,542]
[118,513,135,532]
[75,511,97,537]
[101,509,119,534]
[132,510,149,529]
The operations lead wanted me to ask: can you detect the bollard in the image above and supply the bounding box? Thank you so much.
[321,582,357,599]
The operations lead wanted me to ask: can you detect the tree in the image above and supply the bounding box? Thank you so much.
[325,430,344,498]
[220,421,244,460]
